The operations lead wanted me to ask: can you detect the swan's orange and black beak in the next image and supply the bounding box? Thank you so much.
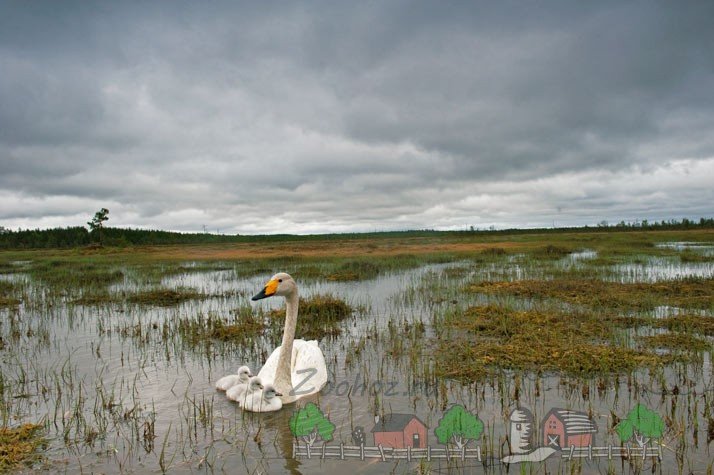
[251,278,279,301]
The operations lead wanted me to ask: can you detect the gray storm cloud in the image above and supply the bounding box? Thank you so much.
[1,1,713,233]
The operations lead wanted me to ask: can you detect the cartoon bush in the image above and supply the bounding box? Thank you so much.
[289,403,335,446]
[615,404,665,448]
[434,405,484,449]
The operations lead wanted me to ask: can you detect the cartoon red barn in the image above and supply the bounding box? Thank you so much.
[371,414,428,449]
[542,409,597,449]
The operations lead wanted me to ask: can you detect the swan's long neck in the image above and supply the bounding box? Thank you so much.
[274,289,298,398]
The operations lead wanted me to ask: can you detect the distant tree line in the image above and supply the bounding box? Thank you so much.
[0,226,92,249]
[0,226,246,249]
[0,217,712,250]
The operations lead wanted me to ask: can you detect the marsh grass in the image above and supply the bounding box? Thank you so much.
[0,281,21,308]
[70,291,120,306]
[528,244,572,259]
[326,261,380,281]
[269,294,354,339]
[679,250,714,263]
[435,305,669,380]
[0,423,46,471]
[637,332,712,352]
[653,314,714,335]
[0,281,15,294]
[126,287,209,306]
[470,277,714,310]
[0,262,16,274]
[479,247,508,257]
[29,260,124,288]
[174,293,355,347]
[178,310,266,345]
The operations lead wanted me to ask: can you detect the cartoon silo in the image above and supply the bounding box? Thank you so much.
[509,407,534,454]
[502,407,556,464]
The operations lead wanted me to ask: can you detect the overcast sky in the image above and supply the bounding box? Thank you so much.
[1,1,713,234]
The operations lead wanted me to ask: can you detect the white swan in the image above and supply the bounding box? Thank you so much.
[215,365,252,391]
[251,273,328,404]
[230,376,263,407]
[242,384,283,412]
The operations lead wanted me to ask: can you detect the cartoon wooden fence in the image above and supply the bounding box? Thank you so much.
[560,444,662,461]
[293,442,482,462]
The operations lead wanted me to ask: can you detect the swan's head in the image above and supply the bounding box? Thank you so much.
[237,366,252,382]
[248,377,263,392]
[251,272,296,300]
[262,384,283,400]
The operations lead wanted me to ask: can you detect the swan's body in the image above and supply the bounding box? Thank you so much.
[215,366,252,391]
[251,273,328,404]
[242,384,283,412]
[231,376,263,407]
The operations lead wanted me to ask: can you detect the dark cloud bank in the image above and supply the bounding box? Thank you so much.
[1,1,713,233]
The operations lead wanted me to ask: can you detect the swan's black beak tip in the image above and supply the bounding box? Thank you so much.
[275,392,283,397]
[251,288,268,301]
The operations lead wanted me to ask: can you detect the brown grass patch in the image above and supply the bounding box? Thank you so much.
[176,311,266,347]
[127,288,208,306]
[208,314,265,341]
[0,423,45,471]
[436,305,669,381]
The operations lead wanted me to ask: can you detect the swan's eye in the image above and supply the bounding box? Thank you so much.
[278,279,283,283]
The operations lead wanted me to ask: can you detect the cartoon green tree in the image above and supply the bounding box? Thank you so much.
[615,404,665,448]
[434,405,484,450]
[289,403,335,446]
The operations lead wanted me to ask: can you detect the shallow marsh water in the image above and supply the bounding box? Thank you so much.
[1,244,713,474]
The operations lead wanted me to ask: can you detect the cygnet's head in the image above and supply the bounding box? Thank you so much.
[262,384,283,400]
[237,366,252,382]
[251,273,296,300]
[248,377,264,392]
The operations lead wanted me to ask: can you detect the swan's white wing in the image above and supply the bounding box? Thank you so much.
[256,343,300,383]
[290,340,327,398]
[257,340,327,401]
